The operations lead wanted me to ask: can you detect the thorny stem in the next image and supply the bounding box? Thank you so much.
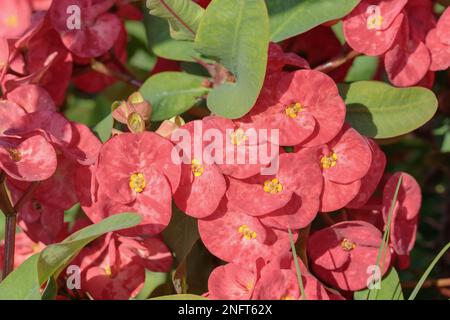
[314,44,360,73]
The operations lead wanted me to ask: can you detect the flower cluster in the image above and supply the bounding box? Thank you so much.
[0,0,434,300]
[343,0,450,87]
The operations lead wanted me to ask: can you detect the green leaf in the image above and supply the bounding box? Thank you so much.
[134,270,169,300]
[140,72,209,121]
[146,0,204,41]
[150,294,208,300]
[0,213,141,300]
[345,56,379,82]
[354,268,404,300]
[163,206,199,264]
[38,213,141,283]
[339,81,438,139]
[0,254,41,300]
[41,277,58,300]
[408,242,450,300]
[194,0,269,119]
[288,228,306,300]
[93,113,113,143]
[144,13,201,62]
[267,0,360,42]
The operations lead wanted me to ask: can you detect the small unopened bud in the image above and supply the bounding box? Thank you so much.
[127,112,145,133]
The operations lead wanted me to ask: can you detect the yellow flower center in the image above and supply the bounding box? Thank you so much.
[230,128,248,146]
[5,15,18,27]
[245,281,254,291]
[129,173,146,193]
[320,152,338,169]
[191,159,205,177]
[263,178,283,194]
[7,148,22,162]
[341,238,356,251]
[104,265,113,278]
[280,295,294,300]
[238,225,257,240]
[285,102,303,118]
[32,243,41,254]
[367,15,383,30]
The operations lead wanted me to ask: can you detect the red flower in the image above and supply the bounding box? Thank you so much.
[93,132,181,235]
[198,200,295,265]
[299,125,372,212]
[0,0,32,39]
[252,253,333,300]
[226,151,322,229]
[6,85,57,113]
[0,232,45,271]
[426,7,450,71]
[208,260,262,300]
[382,172,421,269]
[308,221,391,291]
[50,0,121,58]
[346,139,386,209]
[240,70,345,147]
[344,0,407,56]
[172,119,227,218]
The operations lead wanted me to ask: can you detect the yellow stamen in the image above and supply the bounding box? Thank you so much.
[263,178,283,194]
[320,152,338,169]
[367,15,383,30]
[129,173,146,193]
[191,159,205,177]
[245,281,254,291]
[230,128,248,146]
[341,238,356,251]
[104,265,113,277]
[285,102,303,118]
[280,295,294,300]
[32,243,41,254]
[7,148,22,162]
[238,225,257,240]
[5,15,18,27]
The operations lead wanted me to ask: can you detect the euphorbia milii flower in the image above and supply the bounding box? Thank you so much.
[346,139,386,209]
[0,100,26,135]
[198,200,295,265]
[208,260,262,300]
[426,7,450,71]
[0,135,57,181]
[50,0,121,58]
[382,172,421,269]
[94,132,181,235]
[172,119,227,218]
[308,221,391,291]
[298,125,372,212]
[252,253,332,300]
[0,38,9,82]
[226,151,322,229]
[384,0,435,87]
[343,0,407,56]
[240,70,345,147]
[6,85,57,113]
[0,0,32,39]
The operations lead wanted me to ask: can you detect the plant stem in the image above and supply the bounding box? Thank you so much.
[91,59,143,88]
[2,214,16,280]
[314,44,360,74]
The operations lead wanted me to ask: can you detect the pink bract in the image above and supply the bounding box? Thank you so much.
[198,200,295,265]
[308,221,391,291]
[0,0,32,39]
[50,0,121,58]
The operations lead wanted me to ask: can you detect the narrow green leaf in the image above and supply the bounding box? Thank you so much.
[288,228,306,300]
[408,242,450,300]
[139,72,209,121]
[150,294,207,300]
[0,254,41,300]
[267,0,360,42]
[354,268,404,300]
[41,277,58,300]
[146,0,204,41]
[340,81,438,139]
[194,0,269,119]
